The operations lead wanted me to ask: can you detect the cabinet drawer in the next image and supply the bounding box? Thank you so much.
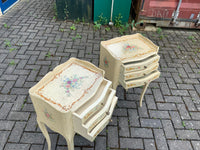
[120,63,159,81]
[119,71,160,89]
[121,55,160,74]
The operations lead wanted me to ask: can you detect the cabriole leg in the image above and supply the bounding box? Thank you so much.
[64,133,75,150]
[140,82,149,107]
[37,120,51,150]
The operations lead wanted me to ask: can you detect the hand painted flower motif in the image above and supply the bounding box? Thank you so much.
[61,74,88,96]
[104,57,109,67]
[124,44,136,51]
[44,110,53,120]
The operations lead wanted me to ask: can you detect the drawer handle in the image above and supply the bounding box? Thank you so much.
[144,66,147,69]
[143,73,146,76]
[101,103,104,106]
[106,112,110,115]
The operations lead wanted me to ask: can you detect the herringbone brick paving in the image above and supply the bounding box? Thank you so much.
[0,0,200,149]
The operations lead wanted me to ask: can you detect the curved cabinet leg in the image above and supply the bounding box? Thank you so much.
[64,132,75,150]
[37,120,51,150]
[140,82,150,107]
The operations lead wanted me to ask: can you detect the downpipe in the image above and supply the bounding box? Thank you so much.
[195,12,200,26]
[171,0,182,24]
[109,0,114,26]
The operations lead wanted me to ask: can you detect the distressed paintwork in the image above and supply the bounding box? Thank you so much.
[29,58,118,150]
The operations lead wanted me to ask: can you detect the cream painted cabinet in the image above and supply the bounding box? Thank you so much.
[99,33,160,107]
[29,58,118,150]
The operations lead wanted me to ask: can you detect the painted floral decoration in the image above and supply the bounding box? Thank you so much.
[104,57,109,67]
[61,74,88,96]
[44,109,53,120]
[124,44,136,51]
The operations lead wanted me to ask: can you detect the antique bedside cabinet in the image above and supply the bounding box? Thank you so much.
[29,58,118,150]
[99,33,160,107]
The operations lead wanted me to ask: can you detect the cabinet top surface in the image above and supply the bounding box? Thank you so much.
[102,33,159,62]
[35,58,103,112]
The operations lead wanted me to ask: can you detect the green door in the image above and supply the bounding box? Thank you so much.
[94,0,132,23]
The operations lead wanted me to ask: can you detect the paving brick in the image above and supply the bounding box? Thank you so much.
[162,120,176,139]
[154,129,168,150]
[177,104,190,119]
[183,97,197,111]
[177,84,194,90]
[1,81,15,94]
[166,78,177,89]
[144,139,156,150]
[152,89,164,102]
[0,54,7,63]
[176,130,200,140]
[140,118,162,128]
[157,103,177,110]
[107,126,118,148]
[191,141,200,150]
[189,90,200,104]
[183,78,199,84]
[149,110,170,119]
[12,95,27,111]
[8,121,26,142]
[160,82,171,95]
[168,140,193,150]
[94,136,106,150]
[138,103,148,118]
[21,132,45,144]
[16,59,28,69]
[194,84,200,95]
[190,112,200,120]
[119,117,129,137]
[0,120,15,130]
[128,109,140,127]
[14,75,26,87]
[43,133,58,150]
[74,135,94,147]
[120,138,143,149]
[30,145,43,150]
[8,111,30,121]
[172,73,182,83]
[0,74,18,81]
[171,89,190,96]
[25,113,37,131]
[185,121,200,129]
[145,95,157,109]
[113,108,127,117]
[0,103,13,119]
[131,128,153,138]
[0,131,10,150]
[4,143,30,150]
[27,70,39,81]
[117,100,136,109]
[164,96,183,103]
[10,87,28,95]
[169,111,184,129]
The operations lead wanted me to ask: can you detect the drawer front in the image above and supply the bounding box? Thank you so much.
[121,55,160,73]
[120,63,159,81]
[89,96,118,141]
[119,71,160,89]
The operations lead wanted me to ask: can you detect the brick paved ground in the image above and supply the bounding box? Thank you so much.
[0,0,200,149]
